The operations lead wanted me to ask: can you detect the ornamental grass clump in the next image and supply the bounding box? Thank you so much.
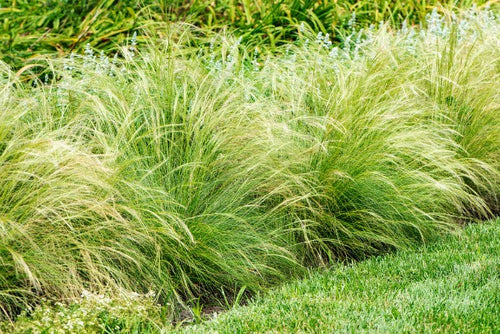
[1,30,304,320]
[75,40,304,299]
[414,7,500,214]
[243,6,498,261]
[0,76,157,317]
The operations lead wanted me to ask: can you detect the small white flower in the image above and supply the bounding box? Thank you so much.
[315,32,324,44]
[348,12,356,30]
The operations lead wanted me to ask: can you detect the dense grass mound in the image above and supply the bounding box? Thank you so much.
[0,67,163,317]
[0,5,498,326]
[252,8,499,260]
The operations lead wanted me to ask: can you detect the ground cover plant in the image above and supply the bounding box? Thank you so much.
[0,2,498,332]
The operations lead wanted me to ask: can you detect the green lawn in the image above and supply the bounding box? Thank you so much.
[181,219,499,333]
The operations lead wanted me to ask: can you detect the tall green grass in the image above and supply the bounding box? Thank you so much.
[0,30,305,319]
[0,5,498,325]
[417,12,500,213]
[0,67,162,317]
[248,8,499,261]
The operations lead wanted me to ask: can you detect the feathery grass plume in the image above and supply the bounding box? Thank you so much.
[248,10,497,262]
[412,6,500,215]
[19,25,303,311]
[0,74,160,318]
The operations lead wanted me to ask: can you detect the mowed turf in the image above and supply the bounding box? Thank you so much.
[181,219,500,333]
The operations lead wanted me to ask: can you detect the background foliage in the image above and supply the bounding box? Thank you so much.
[0,0,496,69]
